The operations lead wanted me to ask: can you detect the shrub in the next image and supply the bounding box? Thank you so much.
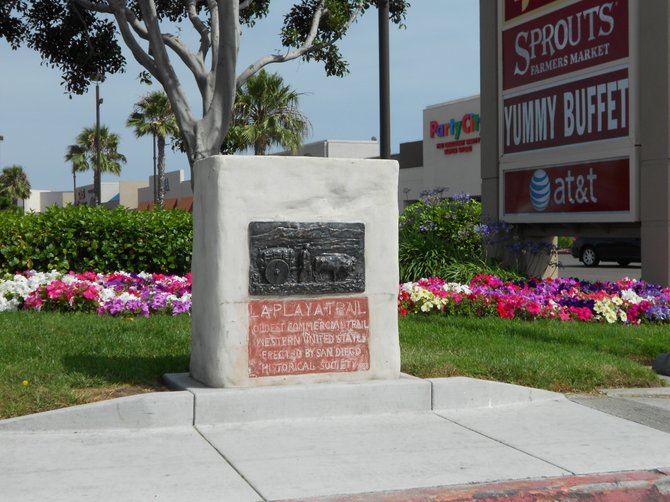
[557,235,574,249]
[0,205,192,275]
[399,190,487,282]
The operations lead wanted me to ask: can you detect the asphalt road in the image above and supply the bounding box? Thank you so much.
[558,253,641,283]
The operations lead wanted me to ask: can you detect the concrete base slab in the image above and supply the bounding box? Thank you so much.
[0,428,261,502]
[198,413,568,500]
[430,376,564,409]
[439,398,670,474]
[165,372,431,424]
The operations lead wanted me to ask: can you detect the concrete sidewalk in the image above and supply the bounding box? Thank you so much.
[1,376,669,501]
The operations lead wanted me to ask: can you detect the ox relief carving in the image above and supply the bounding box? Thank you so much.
[249,222,365,295]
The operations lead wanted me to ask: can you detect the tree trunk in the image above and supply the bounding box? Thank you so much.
[93,168,100,207]
[73,171,76,206]
[157,134,166,208]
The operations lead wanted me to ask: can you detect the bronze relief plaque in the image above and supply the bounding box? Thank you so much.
[249,221,365,296]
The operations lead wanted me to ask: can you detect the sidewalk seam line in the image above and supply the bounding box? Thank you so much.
[432,412,576,476]
[193,423,268,502]
[191,392,196,427]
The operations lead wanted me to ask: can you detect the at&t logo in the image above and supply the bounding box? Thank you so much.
[528,167,599,212]
[530,169,550,211]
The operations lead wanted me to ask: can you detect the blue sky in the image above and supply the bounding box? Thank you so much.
[0,1,479,192]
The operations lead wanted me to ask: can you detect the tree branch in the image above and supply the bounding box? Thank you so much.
[85,0,158,78]
[115,4,207,87]
[193,0,238,160]
[236,0,363,86]
[72,0,114,14]
[186,0,211,59]
[135,0,197,134]
[208,0,220,75]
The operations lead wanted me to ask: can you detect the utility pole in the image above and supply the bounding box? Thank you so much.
[378,0,391,159]
[95,81,103,205]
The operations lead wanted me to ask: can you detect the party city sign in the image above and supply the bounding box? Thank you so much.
[429,112,481,155]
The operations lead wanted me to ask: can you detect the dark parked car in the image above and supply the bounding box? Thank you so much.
[571,236,641,267]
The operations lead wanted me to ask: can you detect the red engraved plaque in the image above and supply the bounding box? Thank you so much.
[248,297,370,377]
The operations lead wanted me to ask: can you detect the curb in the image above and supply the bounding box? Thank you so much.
[0,391,194,431]
[0,376,575,430]
[283,469,670,502]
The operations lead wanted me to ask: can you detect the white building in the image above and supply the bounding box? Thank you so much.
[21,190,73,212]
[398,95,481,209]
[137,169,193,211]
[287,139,380,159]
[75,180,149,209]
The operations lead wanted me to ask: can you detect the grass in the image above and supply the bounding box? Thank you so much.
[1,311,668,419]
[400,315,670,392]
[0,312,190,419]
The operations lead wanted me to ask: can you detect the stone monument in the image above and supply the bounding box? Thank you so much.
[190,155,400,387]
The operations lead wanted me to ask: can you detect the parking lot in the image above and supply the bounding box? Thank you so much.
[558,253,641,283]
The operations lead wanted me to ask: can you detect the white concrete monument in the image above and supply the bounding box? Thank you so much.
[190,156,400,388]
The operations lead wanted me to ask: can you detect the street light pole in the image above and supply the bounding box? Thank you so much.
[378,0,391,159]
[95,81,103,205]
[153,132,157,204]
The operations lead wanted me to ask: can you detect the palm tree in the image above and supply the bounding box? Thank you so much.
[65,126,127,205]
[64,144,88,206]
[0,164,31,209]
[229,70,311,155]
[127,91,179,207]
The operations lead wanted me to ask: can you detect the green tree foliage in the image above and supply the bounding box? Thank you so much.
[0,165,31,209]
[0,205,192,275]
[65,126,127,204]
[227,70,310,155]
[127,91,180,206]
[0,1,410,168]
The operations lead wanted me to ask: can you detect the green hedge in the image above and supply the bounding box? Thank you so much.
[0,205,192,274]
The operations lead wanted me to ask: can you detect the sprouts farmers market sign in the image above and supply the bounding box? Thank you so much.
[499,0,636,222]
[502,0,628,90]
[429,112,481,155]
[504,0,562,21]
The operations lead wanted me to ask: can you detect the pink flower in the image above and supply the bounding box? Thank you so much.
[527,302,542,315]
[82,285,99,300]
[23,291,43,310]
[558,310,571,321]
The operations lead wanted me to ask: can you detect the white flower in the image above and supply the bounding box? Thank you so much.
[443,282,472,295]
[0,296,19,312]
[620,289,642,305]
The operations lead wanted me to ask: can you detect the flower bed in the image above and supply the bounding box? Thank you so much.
[0,271,191,317]
[399,275,670,325]
[4,271,670,325]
